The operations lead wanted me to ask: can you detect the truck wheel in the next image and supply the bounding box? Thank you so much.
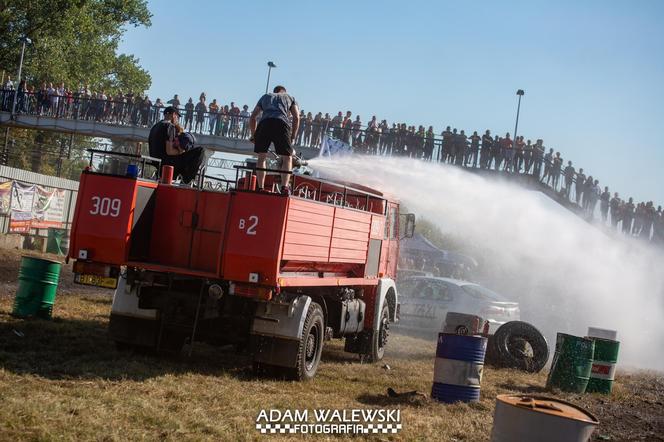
[368,304,390,362]
[287,302,324,381]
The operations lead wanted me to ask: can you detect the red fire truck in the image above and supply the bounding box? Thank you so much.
[68,151,414,380]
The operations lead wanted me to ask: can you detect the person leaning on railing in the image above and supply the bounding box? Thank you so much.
[3,80,663,224]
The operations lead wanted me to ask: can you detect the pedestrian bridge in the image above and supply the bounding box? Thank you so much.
[0,108,598,224]
[0,111,321,159]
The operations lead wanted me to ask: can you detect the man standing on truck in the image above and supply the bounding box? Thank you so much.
[249,85,300,193]
[148,106,204,184]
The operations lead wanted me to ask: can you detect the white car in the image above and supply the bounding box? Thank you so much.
[395,277,520,337]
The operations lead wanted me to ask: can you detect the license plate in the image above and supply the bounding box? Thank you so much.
[75,273,118,289]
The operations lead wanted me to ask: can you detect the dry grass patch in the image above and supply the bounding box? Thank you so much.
[0,254,662,441]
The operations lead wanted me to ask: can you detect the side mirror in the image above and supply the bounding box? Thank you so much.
[402,213,416,239]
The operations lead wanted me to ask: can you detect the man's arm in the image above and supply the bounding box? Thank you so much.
[290,103,300,143]
[249,104,262,140]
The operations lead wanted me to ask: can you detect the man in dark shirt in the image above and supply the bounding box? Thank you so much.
[523,139,533,174]
[623,197,635,234]
[441,126,453,163]
[575,168,586,205]
[532,139,544,178]
[654,206,664,244]
[468,131,480,168]
[551,152,562,190]
[492,135,502,170]
[609,193,621,228]
[455,130,467,166]
[480,130,492,169]
[449,128,459,164]
[563,161,575,199]
[582,176,594,210]
[148,106,204,184]
[249,85,300,192]
[600,187,611,223]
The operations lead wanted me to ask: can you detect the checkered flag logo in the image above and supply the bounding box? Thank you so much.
[255,423,296,434]
[365,423,403,434]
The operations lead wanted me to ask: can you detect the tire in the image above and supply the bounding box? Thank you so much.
[484,334,500,366]
[368,304,390,363]
[492,321,549,373]
[286,302,325,381]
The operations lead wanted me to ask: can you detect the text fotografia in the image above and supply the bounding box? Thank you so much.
[255,408,402,435]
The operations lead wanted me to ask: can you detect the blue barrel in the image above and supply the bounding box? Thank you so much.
[431,333,487,403]
[126,164,139,178]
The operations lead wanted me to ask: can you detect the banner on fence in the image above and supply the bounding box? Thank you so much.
[8,182,66,233]
[0,181,11,215]
[10,182,36,233]
[33,187,66,229]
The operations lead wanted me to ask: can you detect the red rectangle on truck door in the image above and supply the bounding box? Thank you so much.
[222,192,288,286]
[70,173,152,265]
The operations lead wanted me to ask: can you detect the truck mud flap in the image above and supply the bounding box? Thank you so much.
[250,335,300,368]
[250,296,311,340]
[344,330,372,354]
[109,313,159,348]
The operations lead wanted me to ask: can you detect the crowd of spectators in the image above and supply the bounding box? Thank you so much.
[1,79,663,244]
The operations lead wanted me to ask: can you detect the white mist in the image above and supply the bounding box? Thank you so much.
[310,156,664,370]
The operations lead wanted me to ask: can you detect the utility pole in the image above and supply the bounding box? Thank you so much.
[265,61,277,94]
[513,89,525,146]
[11,37,32,118]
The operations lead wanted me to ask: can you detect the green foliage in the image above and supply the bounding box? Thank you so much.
[415,217,465,251]
[0,0,152,178]
[0,0,152,94]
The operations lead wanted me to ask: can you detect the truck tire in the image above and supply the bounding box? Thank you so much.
[368,304,390,362]
[491,321,549,373]
[286,302,324,381]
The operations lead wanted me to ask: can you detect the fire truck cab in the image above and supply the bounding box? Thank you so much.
[69,151,414,380]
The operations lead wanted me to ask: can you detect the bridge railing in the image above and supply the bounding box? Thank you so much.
[0,89,635,219]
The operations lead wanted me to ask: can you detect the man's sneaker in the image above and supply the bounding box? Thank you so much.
[280,186,292,196]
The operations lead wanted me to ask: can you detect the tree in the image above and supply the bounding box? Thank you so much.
[0,0,152,94]
[0,0,152,178]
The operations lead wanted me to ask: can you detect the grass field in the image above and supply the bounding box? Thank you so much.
[0,250,663,441]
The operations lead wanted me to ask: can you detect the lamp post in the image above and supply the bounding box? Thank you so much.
[513,89,525,146]
[265,61,276,94]
[11,36,32,118]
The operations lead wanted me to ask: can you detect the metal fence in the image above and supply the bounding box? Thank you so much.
[1,88,658,233]
[0,164,78,236]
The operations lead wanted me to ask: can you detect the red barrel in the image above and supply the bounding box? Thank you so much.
[161,165,174,184]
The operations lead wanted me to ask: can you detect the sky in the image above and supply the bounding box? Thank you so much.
[118,0,664,203]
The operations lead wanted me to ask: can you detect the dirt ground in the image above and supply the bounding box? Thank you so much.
[0,249,662,441]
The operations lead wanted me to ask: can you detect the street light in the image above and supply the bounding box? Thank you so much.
[11,36,32,118]
[513,89,525,148]
[265,61,277,94]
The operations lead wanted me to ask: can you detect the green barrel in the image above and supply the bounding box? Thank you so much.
[546,333,595,393]
[586,338,620,394]
[46,228,67,255]
[12,256,62,319]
